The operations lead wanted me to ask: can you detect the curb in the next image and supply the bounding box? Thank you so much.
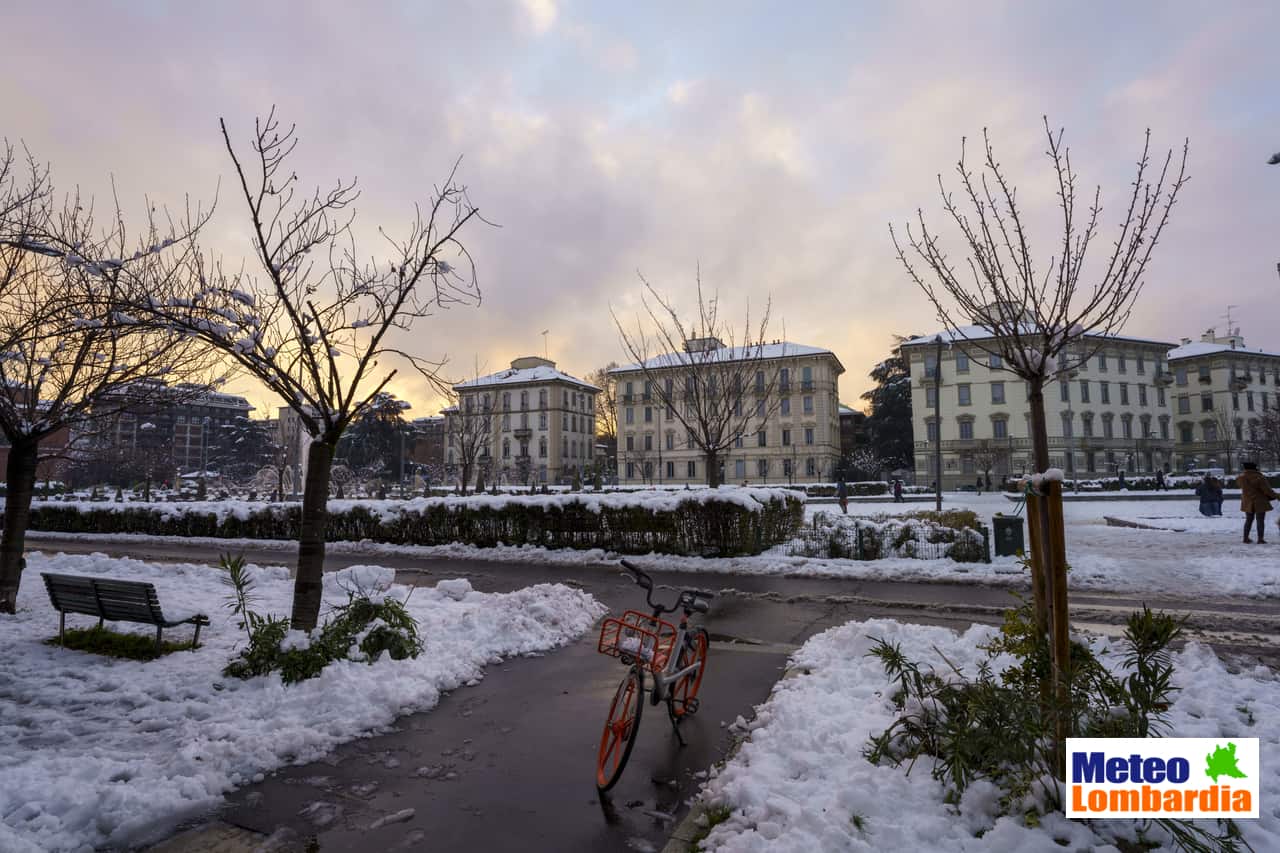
[661,665,805,853]
[144,821,266,853]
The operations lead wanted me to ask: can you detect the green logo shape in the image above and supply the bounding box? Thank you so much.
[1205,742,1248,783]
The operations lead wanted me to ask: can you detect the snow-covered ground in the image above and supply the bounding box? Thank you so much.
[694,618,1280,852]
[0,553,605,853]
[23,491,1280,599]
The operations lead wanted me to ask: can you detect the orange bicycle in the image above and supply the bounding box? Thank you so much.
[595,559,713,791]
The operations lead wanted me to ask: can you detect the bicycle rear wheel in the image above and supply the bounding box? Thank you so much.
[668,627,708,720]
[596,666,644,791]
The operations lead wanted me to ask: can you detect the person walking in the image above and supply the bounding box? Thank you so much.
[1239,461,1278,543]
[836,479,849,515]
[893,479,904,503]
[975,476,983,495]
[1155,469,1166,491]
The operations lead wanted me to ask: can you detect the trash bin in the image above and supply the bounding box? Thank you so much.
[992,514,1024,557]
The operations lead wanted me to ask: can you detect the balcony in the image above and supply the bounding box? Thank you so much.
[779,381,791,393]
[916,373,937,386]
[1198,374,1212,384]
[1152,372,1173,386]
[800,380,815,391]
[1229,375,1250,392]
[621,394,635,404]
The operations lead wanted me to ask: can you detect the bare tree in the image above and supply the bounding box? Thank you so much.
[442,391,496,495]
[0,146,216,613]
[891,119,1187,474]
[612,274,781,487]
[1246,410,1280,470]
[971,439,1006,487]
[890,119,1188,750]
[584,362,619,442]
[1206,406,1242,472]
[134,110,484,629]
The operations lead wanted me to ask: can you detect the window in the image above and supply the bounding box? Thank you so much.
[757,459,769,478]
[1232,393,1240,411]
[735,435,744,449]
[1060,412,1073,438]
[1177,396,1190,414]
[644,407,653,423]
[1204,422,1218,442]
[1060,381,1070,403]
[520,390,528,409]
[802,366,813,388]
[955,352,970,373]
[1160,418,1170,440]
[993,418,1008,439]
[502,438,510,458]
[757,430,767,447]
[924,354,938,378]
[782,429,791,446]
[804,427,815,445]
[1102,414,1114,439]
[1140,414,1152,437]
[643,434,653,451]
[735,459,746,479]
[522,412,530,429]
[1157,387,1166,407]
[625,435,634,451]
[926,420,939,441]
[1100,382,1110,404]
[1137,355,1145,375]
[1098,352,1108,372]
[539,389,547,408]
[806,457,816,476]
[666,432,674,450]
[666,461,675,479]
[1201,393,1213,413]
[1236,420,1244,441]
[502,413,510,430]
[1175,367,1187,386]
[626,462,634,479]
[779,368,790,391]
[959,420,974,440]
[926,387,937,408]
[1179,423,1193,443]
[1198,365,1211,382]
[1086,451,1096,472]
[783,458,793,477]
[643,461,654,479]
[803,396,814,414]
[1082,414,1094,437]
[755,399,765,417]
[625,407,634,425]
[958,384,971,406]
[687,460,696,478]
[962,456,976,474]
[1138,385,1147,406]
[1119,383,1129,406]
[1118,354,1127,374]
[989,354,1002,369]
[1079,380,1090,403]
[1121,415,1133,439]
[502,392,510,410]
[539,411,548,430]
[571,414,578,432]
[991,382,1005,404]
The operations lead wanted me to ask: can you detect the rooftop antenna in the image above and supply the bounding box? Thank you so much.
[1222,305,1239,337]
[541,329,549,360]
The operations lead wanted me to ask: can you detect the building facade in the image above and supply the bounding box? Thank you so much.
[446,356,599,487]
[902,328,1177,488]
[610,341,844,485]
[1167,328,1280,472]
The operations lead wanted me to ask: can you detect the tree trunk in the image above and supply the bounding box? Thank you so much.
[705,449,720,488]
[1026,380,1053,638]
[0,437,40,614]
[292,439,335,630]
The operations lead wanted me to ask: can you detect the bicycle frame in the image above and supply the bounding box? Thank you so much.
[644,611,702,707]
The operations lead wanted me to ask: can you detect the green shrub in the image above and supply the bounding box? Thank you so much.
[218,553,424,685]
[865,592,1246,852]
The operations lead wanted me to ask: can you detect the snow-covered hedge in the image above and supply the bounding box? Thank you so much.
[18,487,804,557]
[1004,471,1280,493]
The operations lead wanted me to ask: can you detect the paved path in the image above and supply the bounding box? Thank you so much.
[25,535,1280,851]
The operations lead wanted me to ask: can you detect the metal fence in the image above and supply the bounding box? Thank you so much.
[786,520,991,563]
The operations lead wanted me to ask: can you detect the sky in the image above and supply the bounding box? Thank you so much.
[3,0,1278,419]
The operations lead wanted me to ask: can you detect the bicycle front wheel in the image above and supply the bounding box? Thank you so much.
[669,627,708,720]
[596,667,644,791]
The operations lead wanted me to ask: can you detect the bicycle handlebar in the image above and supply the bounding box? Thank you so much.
[619,559,714,615]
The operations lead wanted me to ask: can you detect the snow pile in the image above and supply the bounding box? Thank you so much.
[695,619,1280,852]
[0,552,605,853]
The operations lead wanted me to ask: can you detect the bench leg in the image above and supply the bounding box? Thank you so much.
[191,622,203,650]
[155,625,163,654]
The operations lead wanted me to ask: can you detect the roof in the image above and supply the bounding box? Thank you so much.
[454,364,600,393]
[611,341,843,374]
[899,325,1176,350]
[1167,341,1280,361]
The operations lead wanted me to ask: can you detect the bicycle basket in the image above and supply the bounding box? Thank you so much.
[598,610,677,673]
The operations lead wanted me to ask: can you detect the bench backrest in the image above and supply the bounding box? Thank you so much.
[42,573,165,624]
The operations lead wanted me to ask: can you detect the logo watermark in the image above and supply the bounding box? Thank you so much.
[1066,738,1259,819]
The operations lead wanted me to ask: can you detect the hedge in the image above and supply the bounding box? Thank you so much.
[787,510,990,563]
[15,488,804,558]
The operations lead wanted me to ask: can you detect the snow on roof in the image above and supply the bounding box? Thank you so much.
[1167,341,1280,361]
[454,364,600,393]
[611,341,842,373]
[899,325,1175,350]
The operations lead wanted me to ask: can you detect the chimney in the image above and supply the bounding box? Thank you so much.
[1181,337,1192,346]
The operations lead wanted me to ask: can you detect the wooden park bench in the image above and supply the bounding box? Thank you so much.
[41,572,210,651]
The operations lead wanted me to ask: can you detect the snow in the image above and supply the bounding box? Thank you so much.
[611,341,835,374]
[455,364,600,392]
[0,551,605,852]
[1168,340,1280,361]
[694,618,1280,852]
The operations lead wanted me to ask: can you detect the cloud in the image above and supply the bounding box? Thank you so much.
[519,0,558,34]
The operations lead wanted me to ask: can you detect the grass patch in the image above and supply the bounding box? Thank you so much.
[45,626,196,660]
[692,804,734,852]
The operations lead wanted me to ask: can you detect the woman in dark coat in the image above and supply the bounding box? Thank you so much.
[1239,462,1279,543]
